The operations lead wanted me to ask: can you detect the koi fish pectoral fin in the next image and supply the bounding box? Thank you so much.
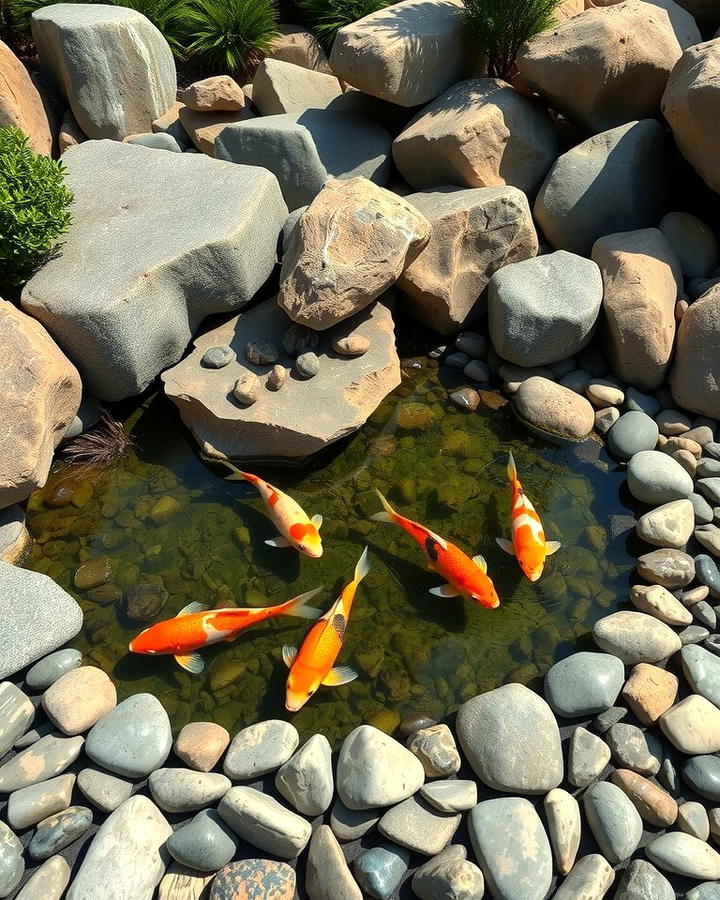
[545,541,562,556]
[175,653,205,674]
[176,601,207,617]
[311,514,323,530]
[495,538,515,557]
[429,584,461,598]
[322,665,358,686]
[282,645,298,668]
[265,536,293,548]
[472,553,488,573]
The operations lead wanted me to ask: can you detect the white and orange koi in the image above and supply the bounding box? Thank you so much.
[222,463,323,558]
[496,452,560,582]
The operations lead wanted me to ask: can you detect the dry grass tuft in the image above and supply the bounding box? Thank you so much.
[62,411,134,468]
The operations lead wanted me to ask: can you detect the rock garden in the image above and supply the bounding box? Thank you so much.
[3,0,720,897]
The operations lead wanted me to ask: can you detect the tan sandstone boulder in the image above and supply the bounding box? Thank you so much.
[279,177,431,330]
[183,76,245,112]
[592,229,682,390]
[177,105,255,156]
[0,300,81,509]
[0,41,52,154]
[671,285,720,418]
[252,59,342,116]
[514,377,596,441]
[662,39,720,195]
[517,0,700,134]
[555,0,585,19]
[393,78,559,195]
[398,185,538,334]
[268,25,333,74]
[330,0,469,107]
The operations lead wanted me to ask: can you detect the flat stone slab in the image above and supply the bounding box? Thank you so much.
[0,562,82,680]
[163,298,401,461]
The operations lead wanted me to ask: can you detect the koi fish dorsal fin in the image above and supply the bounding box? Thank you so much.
[429,584,461,598]
[507,451,518,482]
[495,538,515,557]
[176,601,207,617]
[266,536,292,548]
[175,653,204,674]
[473,554,488,573]
[545,541,562,556]
[282,645,298,668]
[322,665,358,686]
[311,513,323,530]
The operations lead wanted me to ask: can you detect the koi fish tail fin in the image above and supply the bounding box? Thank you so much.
[277,585,324,620]
[353,546,370,585]
[370,489,398,524]
[507,451,518,483]
[218,459,255,483]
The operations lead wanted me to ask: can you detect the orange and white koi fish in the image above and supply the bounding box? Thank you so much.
[496,452,561,582]
[129,587,323,674]
[371,490,500,609]
[222,462,323,558]
[283,547,369,712]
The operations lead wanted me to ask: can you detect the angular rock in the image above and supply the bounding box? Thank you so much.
[125,131,182,153]
[0,683,34,759]
[397,185,538,334]
[223,719,298,780]
[65,796,171,900]
[610,769,678,827]
[637,548,695,588]
[406,724,460,778]
[29,805,92,860]
[456,683,562,793]
[279,177,430,330]
[393,77,558,195]
[76,767,134,814]
[215,109,392,211]
[330,0,468,107]
[646,832,720,880]
[306,825,362,900]
[660,695,720,754]
[7,773,75,830]
[607,411,660,461]
[275,733,333,816]
[148,768,230,814]
[166,809,238,873]
[0,40,52,154]
[183,76,245,112]
[622,662,678,725]
[627,450,694,504]
[568,726,611,788]
[671,285,720,419]
[85,693,172,778]
[517,0,699,132]
[217,786,311,859]
[469,797,552,900]
[419,779,477,813]
[164,299,400,460]
[544,787,581,875]
[630,583,693,626]
[268,24,332,73]
[696,522,720,555]
[544,651,624,717]
[0,734,84,792]
[177,105,255,157]
[0,301,81,508]
[15,855,71,900]
[354,842,409,900]
[252,59,341,115]
[514,376,595,441]
[32,4,176,141]
[552,854,614,900]
[678,801,710,840]
[330,798,381,842]
[614,859,674,900]
[22,140,287,401]
[583,780,643,864]
[534,119,666,256]
[42,666,116,735]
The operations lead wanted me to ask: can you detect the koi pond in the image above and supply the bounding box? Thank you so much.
[24,344,636,747]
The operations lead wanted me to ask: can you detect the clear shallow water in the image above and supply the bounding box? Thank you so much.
[24,351,635,746]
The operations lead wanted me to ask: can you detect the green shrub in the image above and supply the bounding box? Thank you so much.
[299,0,392,51]
[463,0,561,80]
[184,0,279,74]
[0,126,73,291]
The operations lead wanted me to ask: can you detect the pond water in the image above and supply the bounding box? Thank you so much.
[24,341,636,747]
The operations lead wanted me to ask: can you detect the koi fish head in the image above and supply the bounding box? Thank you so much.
[285,670,320,712]
[128,625,162,655]
[471,578,501,609]
[289,522,323,558]
[517,545,546,582]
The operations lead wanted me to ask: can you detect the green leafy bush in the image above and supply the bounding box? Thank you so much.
[184,0,279,74]
[299,0,392,51]
[0,126,73,291]
[463,0,561,80]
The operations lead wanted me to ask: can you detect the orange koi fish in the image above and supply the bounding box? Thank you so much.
[283,547,369,712]
[129,587,323,674]
[496,452,561,582]
[371,490,500,609]
[222,462,323,558]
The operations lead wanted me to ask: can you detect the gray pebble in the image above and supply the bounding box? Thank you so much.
[224,720,298,780]
[85,693,172,778]
[681,625,711,645]
[614,858,674,900]
[412,845,484,900]
[607,412,659,461]
[330,798,381,842]
[166,809,238,872]
[697,554,720,597]
[148,768,231,814]
[76,767,134,813]
[455,332,487,358]
[625,387,660,417]
[354,842,409,900]
[28,805,92,860]
[684,755,720,802]
[443,351,471,369]
[463,359,490,383]
[658,758,681,797]
[591,706,627,733]
[296,351,320,378]
[7,773,76,830]
[568,725,610,788]
[0,821,23,898]
[25,649,82,690]
[283,324,319,356]
[200,346,234,369]
[583,780,643,864]
[378,795,461,856]
[694,600,718,630]
[544,651,624,718]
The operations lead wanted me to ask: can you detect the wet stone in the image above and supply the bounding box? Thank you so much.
[684,755,720,802]
[0,683,34,758]
[544,651,624,717]
[305,825,362,900]
[677,801,710,841]
[449,387,480,411]
[606,723,660,775]
[694,600,717,629]
[166,809,238,872]
[412,845,485,900]
[73,557,112,590]
[42,666,116,735]
[614,859,674,900]
[76,767,134,813]
[354,842,409,900]
[85,693,172,778]
[0,734,84,792]
[406,724,460,778]
[246,339,279,365]
[583,780,643,865]
[217,786,311,858]
[697,553,720,597]
[25,649,82,691]
[610,769,678,828]
[682,644,720,708]
[443,351,470,368]
[552,854,614,900]
[464,359,489,383]
[568,725,611,788]
[15,855,71,900]
[28,805,92,860]
[660,695,720,754]
[275,732,333,816]
[124,583,168,623]
[148,768,231,814]
[0,821,23,899]
[86,584,122,606]
[469,797,552,900]
[330,797,381,842]
[223,719,299,780]
[201,346,234,369]
[7,773,75,830]
[592,611,682,664]
[646,832,720,880]
[544,788,581,875]
[420,779,477,813]
[455,332,487,357]
[378,794,461,856]
[621,662,678,725]
[175,721,230,773]
[149,495,181,525]
[637,548,696,588]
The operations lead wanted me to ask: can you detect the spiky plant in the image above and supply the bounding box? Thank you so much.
[62,412,134,468]
[184,0,279,74]
[463,0,561,81]
[299,0,392,51]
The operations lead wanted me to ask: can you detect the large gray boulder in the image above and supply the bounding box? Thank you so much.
[488,251,602,366]
[534,119,666,256]
[32,3,176,141]
[252,59,342,115]
[0,562,82,680]
[330,0,468,108]
[22,141,287,402]
[215,109,393,211]
[398,186,538,334]
[671,284,720,418]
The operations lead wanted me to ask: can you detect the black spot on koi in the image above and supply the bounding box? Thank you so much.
[425,537,440,562]
[332,614,346,640]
